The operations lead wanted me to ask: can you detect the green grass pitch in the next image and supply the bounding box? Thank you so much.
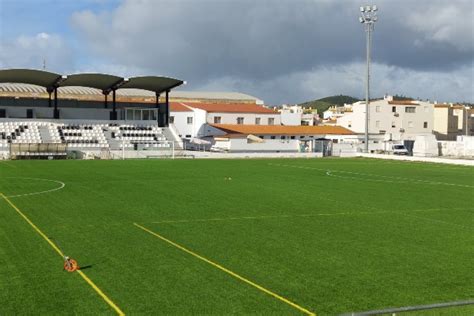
[0,158,473,315]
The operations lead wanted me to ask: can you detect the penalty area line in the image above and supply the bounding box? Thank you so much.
[0,192,124,316]
[133,222,316,316]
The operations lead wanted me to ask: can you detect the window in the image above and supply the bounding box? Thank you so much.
[376,106,381,112]
[213,116,221,124]
[237,117,244,124]
[187,117,193,124]
[268,118,275,125]
[134,109,141,120]
[408,121,414,128]
[270,136,276,139]
[255,117,261,125]
[259,135,265,139]
[392,106,396,113]
[405,107,416,113]
[300,136,305,139]
[126,109,134,120]
[169,116,175,124]
[280,136,286,140]
[185,134,191,138]
[143,110,150,120]
[348,121,352,128]
[391,122,396,128]
[375,121,380,128]
[290,136,296,140]
[423,121,428,128]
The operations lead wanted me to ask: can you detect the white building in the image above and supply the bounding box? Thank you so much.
[279,105,318,126]
[209,124,354,153]
[170,102,280,139]
[433,104,473,140]
[323,104,353,120]
[337,95,434,142]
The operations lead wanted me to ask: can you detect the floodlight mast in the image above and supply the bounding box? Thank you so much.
[360,5,378,153]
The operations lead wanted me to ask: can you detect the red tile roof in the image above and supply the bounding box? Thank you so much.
[182,102,277,114]
[211,124,354,135]
[170,102,193,112]
[388,100,419,106]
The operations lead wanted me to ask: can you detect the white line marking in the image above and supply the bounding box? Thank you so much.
[151,208,472,225]
[151,211,389,224]
[1,177,66,198]
[400,212,473,230]
[268,163,474,188]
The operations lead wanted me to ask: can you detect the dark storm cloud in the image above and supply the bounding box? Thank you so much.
[71,0,472,81]
[1,0,471,103]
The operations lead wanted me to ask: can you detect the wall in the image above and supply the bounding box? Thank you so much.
[170,110,194,138]
[170,108,207,138]
[207,112,280,125]
[0,105,113,120]
[357,153,474,166]
[280,112,302,125]
[438,136,474,157]
[433,106,458,140]
[228,137,299,152]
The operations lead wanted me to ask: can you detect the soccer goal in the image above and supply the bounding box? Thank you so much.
[117,140,176,159]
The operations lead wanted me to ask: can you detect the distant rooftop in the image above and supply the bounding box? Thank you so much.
[0,83,263,104]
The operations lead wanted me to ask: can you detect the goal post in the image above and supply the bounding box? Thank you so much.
[133,140,176,159]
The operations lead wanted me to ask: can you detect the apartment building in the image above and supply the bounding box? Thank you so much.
[337,95,434,141]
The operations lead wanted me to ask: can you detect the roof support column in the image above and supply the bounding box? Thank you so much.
[157,92,165,127]
[53,88,59,119]
[110,89,117,120]
[104,93,108,109]
[48,89,52,108]
[155,92,160,124]
[165,90,170,127]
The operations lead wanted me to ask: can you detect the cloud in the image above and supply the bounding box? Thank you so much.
[68,0,473,103]
[199,62,474,105]
[404,1,474,52]
[0,32,74,72]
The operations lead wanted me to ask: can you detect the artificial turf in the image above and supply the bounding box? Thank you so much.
[0,158,472,315]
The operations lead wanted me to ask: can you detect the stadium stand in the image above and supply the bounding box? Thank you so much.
[0,69,185,159]
[0,120,176,159]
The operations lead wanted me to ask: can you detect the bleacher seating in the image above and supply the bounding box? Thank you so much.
[0,121,174,153]
[108,124,171,149]
[56,124,108,148]
[0,121,41,148]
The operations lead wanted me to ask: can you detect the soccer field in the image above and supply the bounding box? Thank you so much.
[0,158,473,315]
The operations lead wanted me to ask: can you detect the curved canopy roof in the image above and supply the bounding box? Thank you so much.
[0,69,62,88]
[0,69,184,95]
[120,76,183,94]
[59,73,124,92]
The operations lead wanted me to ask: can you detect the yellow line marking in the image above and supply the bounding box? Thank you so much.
[134,223,316,316]
[0,193,125,316]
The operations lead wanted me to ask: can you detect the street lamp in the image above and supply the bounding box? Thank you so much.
[360,5,378,153]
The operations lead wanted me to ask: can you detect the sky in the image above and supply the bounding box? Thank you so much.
[0,0,472,105]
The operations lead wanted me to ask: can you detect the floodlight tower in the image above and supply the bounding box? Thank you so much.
[359,5,378,153]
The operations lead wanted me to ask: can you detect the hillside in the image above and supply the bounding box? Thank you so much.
[299,95,359,113]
